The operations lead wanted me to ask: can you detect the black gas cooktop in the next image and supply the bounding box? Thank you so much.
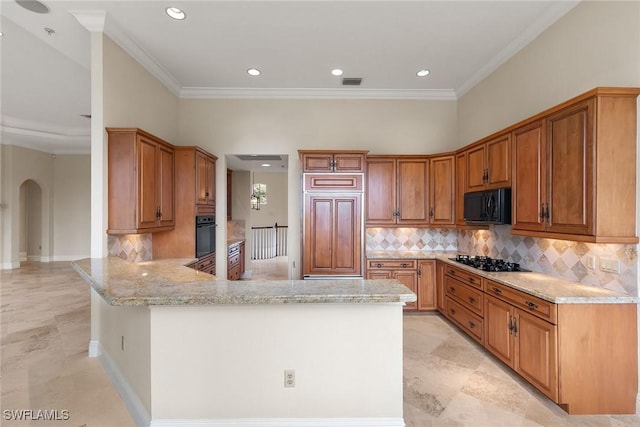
[450,255,529,272]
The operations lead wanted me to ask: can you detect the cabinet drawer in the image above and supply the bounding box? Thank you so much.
[444,264,482,289]
[367,259,417,270]
[445,276,484,316]
[228,252,240,267]
[196,254,215,270]
[304,174,363,191]
[445,297,484,344]
[485,280,557,324]
[228,264,241,280]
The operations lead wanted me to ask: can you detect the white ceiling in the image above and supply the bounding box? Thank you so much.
[0,0,579,154]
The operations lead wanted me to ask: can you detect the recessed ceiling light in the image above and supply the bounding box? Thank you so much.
[0,32,4,37]
[165,6,186,20]
[16,0,50,14]
[331,69,343,76]
[261,163,271,167]
[247,68,261,76]
[416,69,430,77]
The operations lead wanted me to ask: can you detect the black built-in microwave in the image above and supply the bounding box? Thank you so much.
[463,188,511,224]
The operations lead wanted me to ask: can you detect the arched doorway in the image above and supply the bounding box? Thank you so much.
[19,179,42,263]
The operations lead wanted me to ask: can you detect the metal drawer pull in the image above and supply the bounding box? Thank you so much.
[449,287,456,294]
[468,296,475,304]
[468,277,475,283]
[448,270,456,275]
[493,287,502,294]
[468,321,476,329]
[376,263,382,268]
[450,308,456,315]
[526,301,539,310]
[401,263,409,268]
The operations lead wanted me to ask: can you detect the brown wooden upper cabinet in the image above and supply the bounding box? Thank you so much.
[366,156,429,225]
[455,151,467,225]
[106,128,175,234]
[195,151,216,207]
[512,88,639,243]
[300,150,367,173]
[465,133,511,192]
[429,154,455,226]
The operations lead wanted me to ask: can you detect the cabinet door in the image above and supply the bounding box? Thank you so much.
[417,260,436,311]
[546,99,594,236]
[138,137,160,229]
[486,133,511,189]
[366,270,392,280]
[366,158,397,224]
[512,120,546,232]
[304,194,361,276]
[397,158,429,225]
[466,145,486,191]
[301,153,334,172]
[429,155,455,225]
[334,153,365,172]
[435,261,446,313]
[515,310,558,401]
[157,145,175,227]
[196,152,208,204]
[484,295,516,367]
[205,156,216,205]
[455,152,466,225]
[393,269,418,310]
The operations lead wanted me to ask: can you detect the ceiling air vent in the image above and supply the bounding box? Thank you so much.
[342,77,362,86]
[235,155,283,161]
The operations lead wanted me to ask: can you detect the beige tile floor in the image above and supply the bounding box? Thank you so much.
[2,262,639,426]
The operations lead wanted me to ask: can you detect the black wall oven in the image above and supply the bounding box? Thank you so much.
[195,215,216,258]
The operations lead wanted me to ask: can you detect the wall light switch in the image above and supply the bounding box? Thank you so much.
[599,257,620,274]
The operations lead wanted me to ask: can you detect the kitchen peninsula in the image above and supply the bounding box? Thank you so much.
[72,257,415,427]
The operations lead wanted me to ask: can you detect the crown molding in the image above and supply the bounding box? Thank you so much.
[456,0,580,97]
[70,10,107,33]
[180,87,458,100]
[103,16,183,97]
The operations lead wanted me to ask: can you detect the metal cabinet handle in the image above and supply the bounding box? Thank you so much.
[526,301,539,310]
[449,287,456,294]
[468,321,476,329]
[448,269,456,275]
[468,277,475,283]
[400,263,409,268]
[450,308,456,316]
[493,287,502,295]
[468,296,475,304]
[375,263,382,268]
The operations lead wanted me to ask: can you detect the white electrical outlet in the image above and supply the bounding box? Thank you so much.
[599,257,620,274]
[586,255,596,269]
[284,369,295,388]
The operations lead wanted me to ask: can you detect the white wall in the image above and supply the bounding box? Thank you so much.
[150,304,403,420]
[53,154,91,260]
[250,171,288,227]
[458,0,640,146]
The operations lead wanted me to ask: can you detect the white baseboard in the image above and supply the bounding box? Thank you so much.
[88,340,100,357]
[95,342,151,427]
[151,418,405,427]
[51,254,89,262]
[1,261,20,270]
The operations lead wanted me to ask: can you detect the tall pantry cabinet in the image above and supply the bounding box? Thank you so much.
[300,151,367,278]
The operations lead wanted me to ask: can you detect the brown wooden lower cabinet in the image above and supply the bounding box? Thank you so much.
[187,252,216,275]
[440,269,637,415]
[227,241,244,280]
[366,259,436,311]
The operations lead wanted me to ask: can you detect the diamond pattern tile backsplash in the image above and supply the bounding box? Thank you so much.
[108,234,153,263]
[366,228,458,251]
[366,225,638,296]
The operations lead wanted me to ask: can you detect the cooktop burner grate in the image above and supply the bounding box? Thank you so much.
[450,255,530,272]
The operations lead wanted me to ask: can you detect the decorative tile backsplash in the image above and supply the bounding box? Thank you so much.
[366,226,638,296]
[366,228,458,252]
[227,220,246,241]
[108,234,153,263]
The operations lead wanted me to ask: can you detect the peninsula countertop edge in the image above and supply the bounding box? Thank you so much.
[71,257,417,307]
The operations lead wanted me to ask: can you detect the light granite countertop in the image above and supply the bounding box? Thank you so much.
[366,250,638,304]
[71,257,416,307]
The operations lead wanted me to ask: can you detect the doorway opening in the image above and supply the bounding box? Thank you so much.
[19,179,43,264]
[226,154,289,280]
